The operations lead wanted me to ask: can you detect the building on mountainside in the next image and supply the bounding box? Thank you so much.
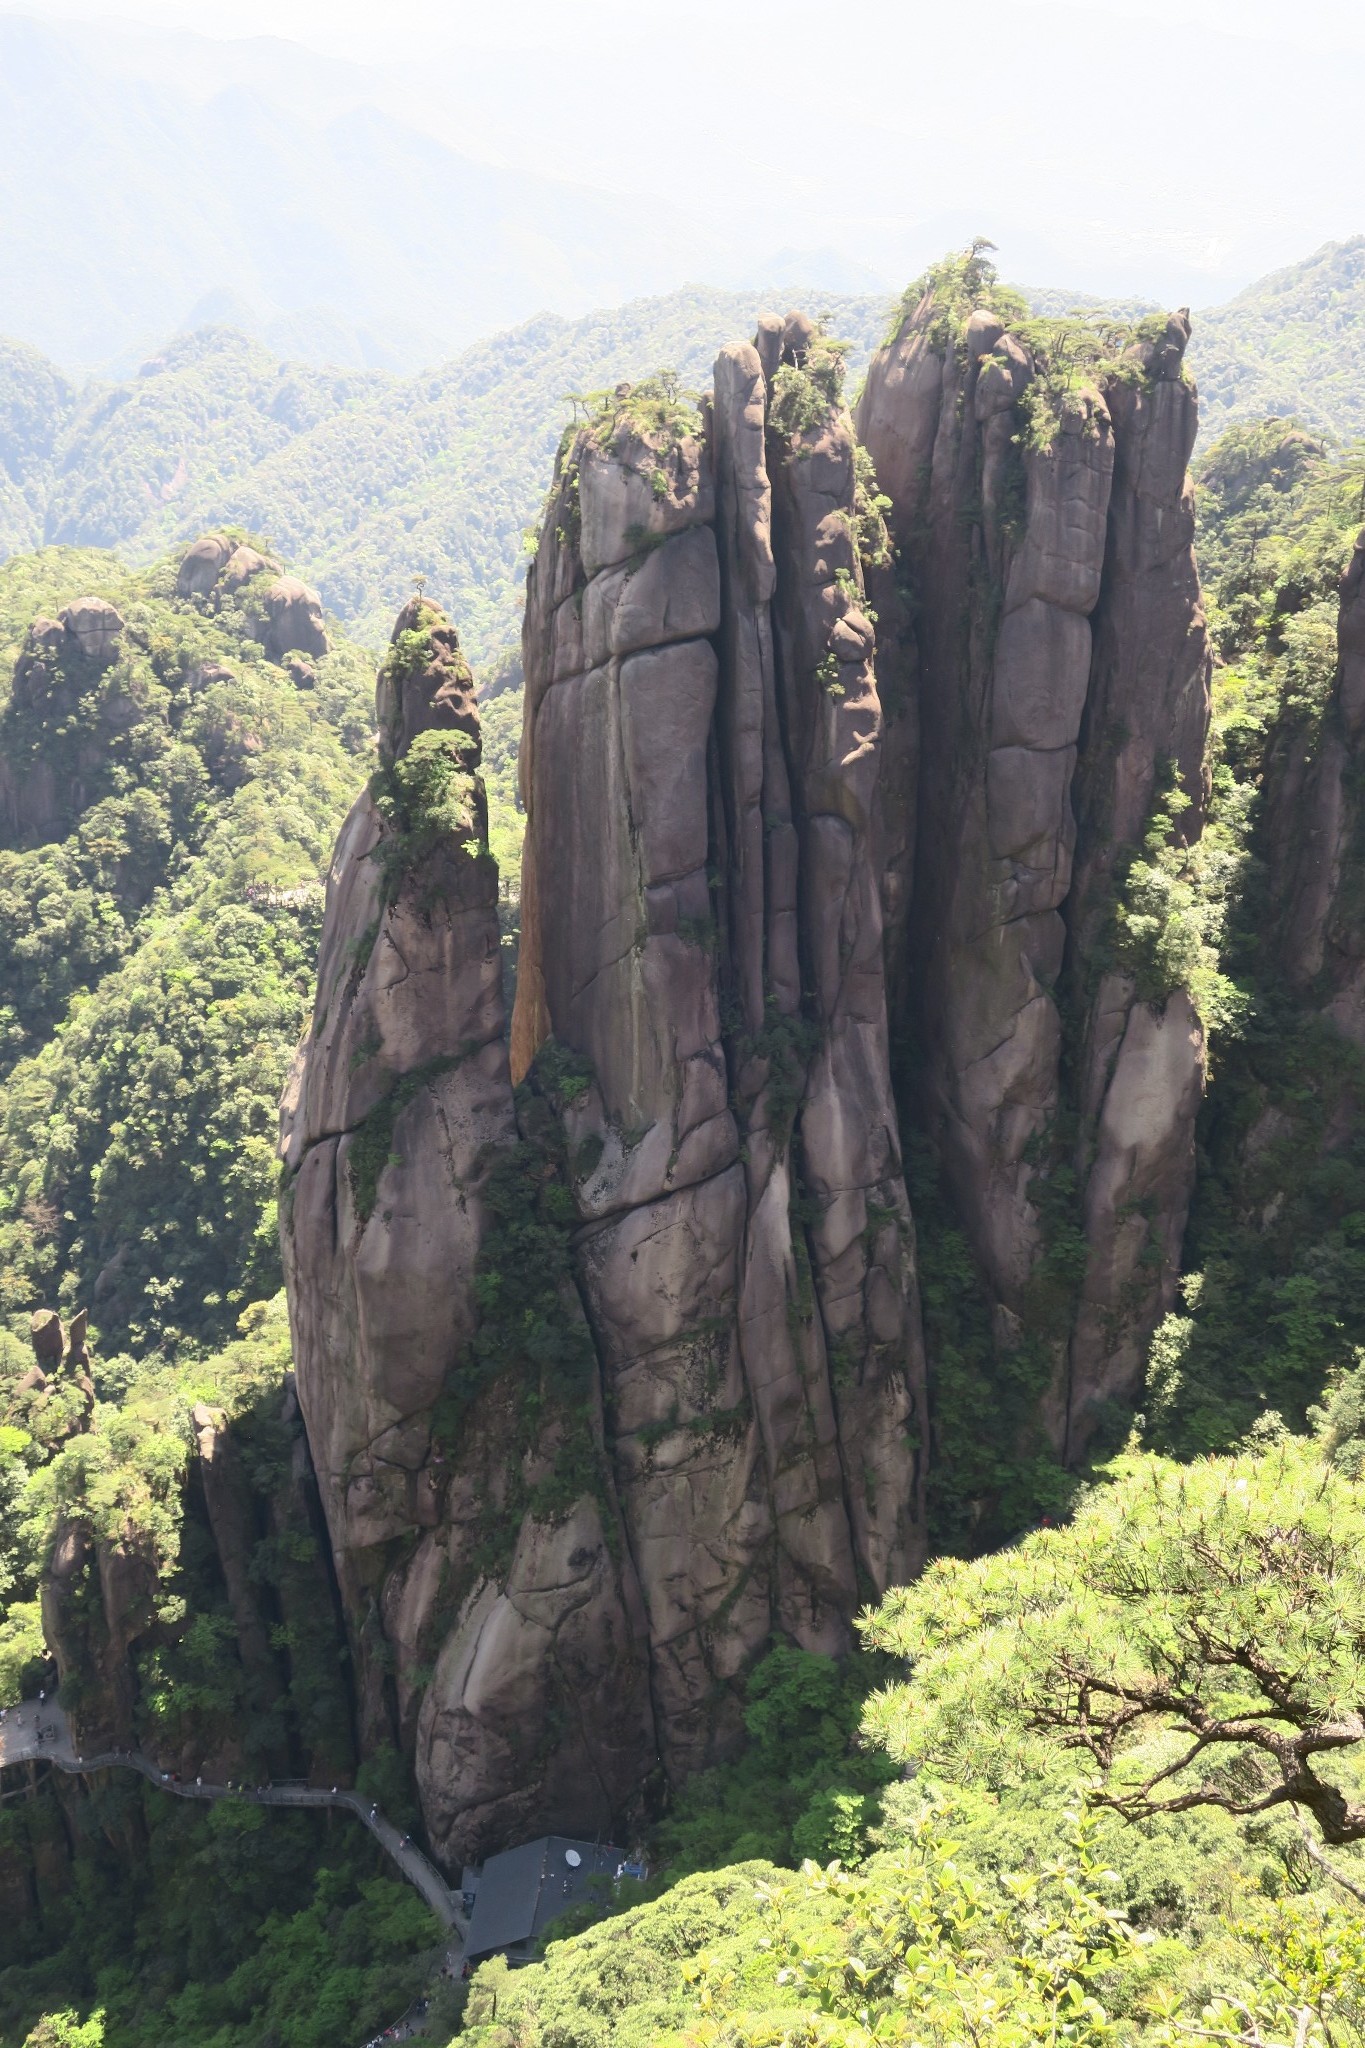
[462,1836,640,1964]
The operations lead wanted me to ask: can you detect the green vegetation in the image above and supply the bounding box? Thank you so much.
[886,236,1029,350]
[0,1292,440,2048]
[902,243,1176,459]
[1109,776,1246,1034]
[6,244,1365,675]
[653,1644,898,1877]
[582,369,704,454]
[2,1792,437,2048]
[0,537,426,2043]
[1129,418,1365,1454]
[453,1426,1365,2048]
[848,443,892,571]
[0,295,896,665]
[8,257,1365,2045]
[0,546,372,1355]
[430,1044,604,1527]
[906,1131,1083,1554]
[370,726,481,902]
[768,329,852,436]
[864,1436,1365,1847]
[1195,236,1365,442]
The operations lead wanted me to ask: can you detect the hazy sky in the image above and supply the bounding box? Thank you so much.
[15,0,1365,55]
[4,0,1360,304]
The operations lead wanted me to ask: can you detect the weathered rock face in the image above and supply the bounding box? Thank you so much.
[281,286,1225,1864]
[1263,530,1365,1038]
[262,575,328,661]
[175,532,235,598]
[284,340,928,1862]
[857,281,1212,1458]
[513,348,926,1774]
[59,596,124,662]
[0,604,132,844]
[281,599,656,1863]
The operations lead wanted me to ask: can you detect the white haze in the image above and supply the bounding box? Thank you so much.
[0,0,1358,365]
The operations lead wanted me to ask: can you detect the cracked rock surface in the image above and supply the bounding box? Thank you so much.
[283,336,929,1861]
[857,287,1212,1458]
[282,287,1219,1867]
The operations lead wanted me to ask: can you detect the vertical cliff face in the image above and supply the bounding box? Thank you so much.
[281,276,1223,1862]
[1263,531,1365,1036]
[280,599,654,1863]
[283,327,928,1859]
[513,337,926,1777]
[857,267,1212,1458]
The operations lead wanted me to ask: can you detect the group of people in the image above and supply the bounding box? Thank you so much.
[363,1992,430,2045]
[0,1698,59,1750]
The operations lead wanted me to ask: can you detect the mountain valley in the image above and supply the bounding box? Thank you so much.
[1,229,1365,2048]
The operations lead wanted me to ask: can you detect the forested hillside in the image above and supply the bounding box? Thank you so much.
[455,1426,1365,2048]
[0,542,375,1353]
[0,293,893,662]
[4,246,1365,2048]
[3,240,1365,673]
[1193,236,1365,441]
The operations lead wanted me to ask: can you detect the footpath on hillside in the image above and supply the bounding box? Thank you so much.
[0,1697,469,2041]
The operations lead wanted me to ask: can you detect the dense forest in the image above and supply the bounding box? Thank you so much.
[2,242,1365,2048]
[3,239,1365,662]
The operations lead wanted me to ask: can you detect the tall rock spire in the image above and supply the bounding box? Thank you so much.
[857,262,1212,1460]
[281,599,654,1862]
[513,344,927,1773]
[283,330,930,1863]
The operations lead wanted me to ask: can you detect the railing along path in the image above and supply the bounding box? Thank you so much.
[0,1698,468,2040]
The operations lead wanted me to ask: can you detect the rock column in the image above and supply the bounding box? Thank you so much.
[858,283,1212,1457]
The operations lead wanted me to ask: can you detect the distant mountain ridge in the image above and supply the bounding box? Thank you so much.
[0,290,897,661]
[0,12,745,374]
[3,242,1364,666]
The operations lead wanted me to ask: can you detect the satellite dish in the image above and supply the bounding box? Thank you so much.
[565,1849,582,1868]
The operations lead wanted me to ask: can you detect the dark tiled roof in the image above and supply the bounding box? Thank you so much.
[466,1836,623,1959]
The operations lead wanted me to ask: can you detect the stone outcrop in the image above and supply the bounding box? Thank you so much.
[514,347,926,1773]
[23,1308,350,1778]
[176,532,235,597]
[0,604,128,844]
[283,339,928,1864]
[59,596,124,662]
[174,531,329,661]
[857,276,1212,1458]
[279,282,1227,1870]
[262,574,328,661]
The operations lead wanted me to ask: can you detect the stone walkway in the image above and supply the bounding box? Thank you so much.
[0,1697,468,2039]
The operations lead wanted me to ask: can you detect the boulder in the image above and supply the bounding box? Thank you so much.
[219,543,280,595]
[176,532,234,599]
[59,596,123,661]
[29,1308,63,1366]
[375,596,477,765]
[263,575,328,661]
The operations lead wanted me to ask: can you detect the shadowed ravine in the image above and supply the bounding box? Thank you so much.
[0,1698,464,1936]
